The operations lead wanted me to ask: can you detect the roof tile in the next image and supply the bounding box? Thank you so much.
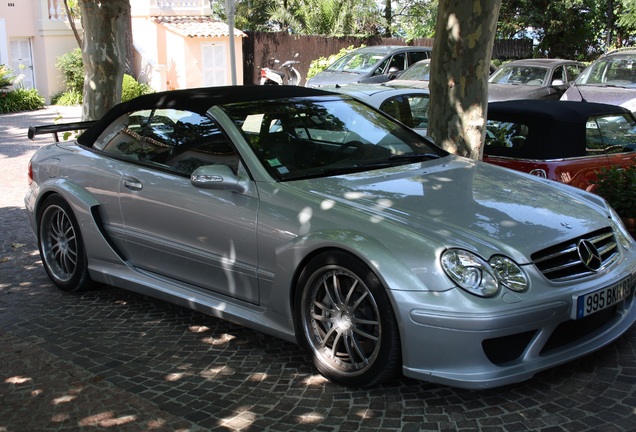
[153,16,246,38]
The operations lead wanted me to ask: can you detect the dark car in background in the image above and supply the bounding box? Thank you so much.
[561,48,636,113]
[483,99,636,191]
[489,59,585,101]
[305,45,432,88]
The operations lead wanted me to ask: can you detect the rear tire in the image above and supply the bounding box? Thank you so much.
[38,195,93,292]
[295,251,402,387]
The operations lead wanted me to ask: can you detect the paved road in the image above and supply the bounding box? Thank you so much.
[1,106,636,432]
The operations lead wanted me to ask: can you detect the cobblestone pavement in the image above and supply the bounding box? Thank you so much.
[1,106,636,432]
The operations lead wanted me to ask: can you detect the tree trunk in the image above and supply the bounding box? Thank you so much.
[428,0,501,159]
[78,0,129,121]
[384,0,392,37]
[63,0,82,48]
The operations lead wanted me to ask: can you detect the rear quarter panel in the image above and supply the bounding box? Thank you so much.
[482,155,612,191]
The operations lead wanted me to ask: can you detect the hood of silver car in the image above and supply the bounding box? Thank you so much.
[292,156,609,261]
[562,85,636,113]
[306,71,364,87]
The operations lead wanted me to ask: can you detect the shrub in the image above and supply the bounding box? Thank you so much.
[0,88,45,113]
[593,164,636,219]
[121,74,154,102]
[307,45,362,79]
[53,90,83,106]
[55,48,84,94]
[0,64,14,90]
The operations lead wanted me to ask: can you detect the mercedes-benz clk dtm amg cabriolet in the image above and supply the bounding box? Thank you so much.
[26,86,636,389]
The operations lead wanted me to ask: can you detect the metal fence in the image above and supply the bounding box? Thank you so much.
[242,31,533,86]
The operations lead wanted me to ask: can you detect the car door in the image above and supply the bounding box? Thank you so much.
[96,108,260,304]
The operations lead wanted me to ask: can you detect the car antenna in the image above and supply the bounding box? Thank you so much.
[571,81,587,103]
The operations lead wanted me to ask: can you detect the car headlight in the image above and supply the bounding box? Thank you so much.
[607,205,634,246]
[489,255,529,292]
[441,249,529,297]
[441,249,499,297]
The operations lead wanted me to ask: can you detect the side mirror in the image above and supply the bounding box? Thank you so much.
[191,164,247,193]
[552,79,564,86]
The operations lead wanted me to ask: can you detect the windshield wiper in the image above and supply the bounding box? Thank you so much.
[282,153,441,181]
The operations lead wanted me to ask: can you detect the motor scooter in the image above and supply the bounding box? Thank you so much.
[260,55,302,86]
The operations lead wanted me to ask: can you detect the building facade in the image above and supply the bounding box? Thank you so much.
[0,0,244,103]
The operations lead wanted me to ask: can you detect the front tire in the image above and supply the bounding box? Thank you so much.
[38,195,93,292]
[296,251,401,387]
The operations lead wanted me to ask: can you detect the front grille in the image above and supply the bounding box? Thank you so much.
[540,306,616,355]
[531,228,619,281]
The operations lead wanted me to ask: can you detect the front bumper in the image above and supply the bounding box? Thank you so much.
[391,273,636,389]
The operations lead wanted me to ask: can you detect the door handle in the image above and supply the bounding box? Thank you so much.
[123,177,143,191]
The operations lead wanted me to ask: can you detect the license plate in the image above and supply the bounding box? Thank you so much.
[574,276,632,319]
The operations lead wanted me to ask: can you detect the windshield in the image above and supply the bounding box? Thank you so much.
[489,65,549,86]
[398,61,431,81]
[221,97,446,181]
[576,55,636,87]
[325,51,386,74]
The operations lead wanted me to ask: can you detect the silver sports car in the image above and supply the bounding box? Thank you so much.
[26,86,636,389]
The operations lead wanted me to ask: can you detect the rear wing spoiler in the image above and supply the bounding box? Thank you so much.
[28,121,98,142]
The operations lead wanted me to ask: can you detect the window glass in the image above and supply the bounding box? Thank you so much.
[552,66,564,83]
[399,61,430,81]
[328,52,385,74]
[586,114,636,155]
[379,94,429,129]
[95,109,238,175]
[565,65,583,82]
[408,50,430,64]
[388,53,407,72]
[485,120,530,152]
[579,56,636,86]
[407,95,430,130]
[373,58,390,76]
[222,98,442,181]
[489,66,548,85]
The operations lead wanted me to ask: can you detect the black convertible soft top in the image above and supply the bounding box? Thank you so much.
[488,99,631,123]
[486,100,634,159]
[77,85,339,146]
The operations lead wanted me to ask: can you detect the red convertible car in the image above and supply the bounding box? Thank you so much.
[483,100,636,191]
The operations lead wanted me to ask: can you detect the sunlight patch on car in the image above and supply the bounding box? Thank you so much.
[320,199,336,210]
[298,207,313,225]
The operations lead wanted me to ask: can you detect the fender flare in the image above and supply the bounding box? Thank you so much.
[264,229,431,320]
[34,179,126,266]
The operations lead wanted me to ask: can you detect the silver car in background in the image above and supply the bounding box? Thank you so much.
[562,48,636,113]
[26,86,636,389]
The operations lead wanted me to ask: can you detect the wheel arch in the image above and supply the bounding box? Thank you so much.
[266,230,426,340]
[34,180,101,227]
[33,180,125,266]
